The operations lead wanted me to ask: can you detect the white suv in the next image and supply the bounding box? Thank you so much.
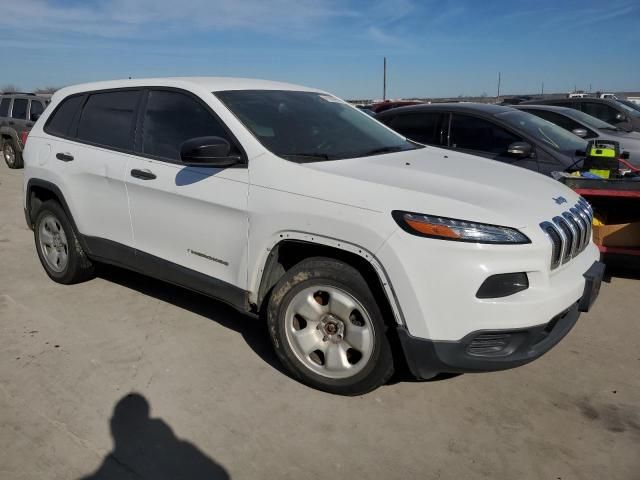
[23,77,604,395]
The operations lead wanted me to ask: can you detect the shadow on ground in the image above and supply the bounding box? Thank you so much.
[96,265,287,376]
[96,264,458,388]
[79,393,229,480]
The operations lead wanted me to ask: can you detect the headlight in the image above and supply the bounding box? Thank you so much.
[392,211,530,244]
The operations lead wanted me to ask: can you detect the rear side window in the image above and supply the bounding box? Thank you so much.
[0,98,10,117]
[582,102,620,124]
[142,90,232,161]
[450,114,520,153]
[77,90,139,150]
[11,99,28,119]
[388,113,442,145]
[29,100,45,119]
[46,95,85,137]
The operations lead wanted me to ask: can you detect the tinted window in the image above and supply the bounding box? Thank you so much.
[0,98,10,117]
[389,113,442,145]
[46,95,85,137]
[216,90,417,161]
[450,114,520,153]
[29,100,45,119]
[142,90,233,161]
[523,109,596,138]
[582,102,621,124]
[496,110,586,153]
[11,98,28,119]
[77,90,139,150]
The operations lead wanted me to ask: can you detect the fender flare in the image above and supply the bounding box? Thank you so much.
[254,231,406,326]
[25,178,90,252]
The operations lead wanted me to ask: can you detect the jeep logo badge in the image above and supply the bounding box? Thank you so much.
[553,196,567,205]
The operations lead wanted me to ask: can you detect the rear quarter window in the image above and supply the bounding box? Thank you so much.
[45,95,85,137]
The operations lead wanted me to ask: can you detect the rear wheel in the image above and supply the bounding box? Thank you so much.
[267,257,394,395]
[3,140,23,169]
[34,200,95,284]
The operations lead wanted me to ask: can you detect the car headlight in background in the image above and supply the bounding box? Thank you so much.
[392,211,530,244]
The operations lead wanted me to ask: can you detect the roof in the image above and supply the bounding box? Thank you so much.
[376,102,515,117]
[513,104,575,113]
[51,77,324,103]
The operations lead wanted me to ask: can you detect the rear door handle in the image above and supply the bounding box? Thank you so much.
[130,168,156,180]
[56,152,74,162]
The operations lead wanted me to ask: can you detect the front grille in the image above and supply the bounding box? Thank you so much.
[540,198,593,270]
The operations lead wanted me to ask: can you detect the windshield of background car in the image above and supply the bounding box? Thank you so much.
[614,100,640,117]
[496,110,586,153]
[215,90,419,161]
[564,108,617,129]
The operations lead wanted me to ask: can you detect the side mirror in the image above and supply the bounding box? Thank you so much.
[180,136,241,167]
[507,141,533,158]
[571,128,588,138]
[30,113,41,122]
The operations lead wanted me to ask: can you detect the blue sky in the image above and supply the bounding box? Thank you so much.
[1,0,638,99]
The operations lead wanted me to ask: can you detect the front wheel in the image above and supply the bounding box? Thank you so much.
[3,140,23,169]
[267,257,394,395]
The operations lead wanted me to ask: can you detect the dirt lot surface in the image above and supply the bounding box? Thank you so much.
[1,164,639,479]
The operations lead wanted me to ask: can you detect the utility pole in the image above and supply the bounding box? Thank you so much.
[497,72,501,101]
[383,57,387,101]
[541,81,544,95]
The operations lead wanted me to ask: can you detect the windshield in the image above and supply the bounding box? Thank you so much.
[614,100,640,117]
[496,110,586,153]
[564,108,618,130]
[215,90,419,161]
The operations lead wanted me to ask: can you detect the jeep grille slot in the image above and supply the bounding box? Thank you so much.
[540,198,593,270]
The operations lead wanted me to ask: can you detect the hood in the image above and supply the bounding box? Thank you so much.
[300,147,581,229]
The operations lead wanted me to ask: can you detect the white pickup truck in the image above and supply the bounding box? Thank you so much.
[23,77,604,394]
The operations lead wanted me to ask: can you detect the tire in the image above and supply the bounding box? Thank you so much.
[33,200,95,284]
[267,257,394,395]
[3,139,23,169]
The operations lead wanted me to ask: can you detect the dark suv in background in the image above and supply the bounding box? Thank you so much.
[520,97,640,132]
[0,93,48,168]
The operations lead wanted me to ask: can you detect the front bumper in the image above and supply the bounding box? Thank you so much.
[397,261,604,379]
[397,303,580,379]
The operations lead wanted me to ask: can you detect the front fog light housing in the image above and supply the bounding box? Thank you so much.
[392,211,530,244]
[476,272,529,299]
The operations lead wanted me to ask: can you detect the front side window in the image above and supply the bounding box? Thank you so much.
[582,102,621,124]
[450,114,520,153]
[216,90,418,162]
[11,98,28,119]
[29,100,45,119]
[46,95,85,137]
[388,112,443,145]
[142,90,233,161]
[0,98,10,117]
[77,90,139,150]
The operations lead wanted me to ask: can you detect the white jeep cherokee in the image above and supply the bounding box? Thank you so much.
[23,77,604,395]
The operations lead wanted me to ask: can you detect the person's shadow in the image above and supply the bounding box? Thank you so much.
[79,393,229,480]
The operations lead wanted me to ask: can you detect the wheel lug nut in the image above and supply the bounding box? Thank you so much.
[322,336,328,342]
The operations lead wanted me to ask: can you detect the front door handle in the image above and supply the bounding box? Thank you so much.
[130,168,156,180]
[56,152,74,162]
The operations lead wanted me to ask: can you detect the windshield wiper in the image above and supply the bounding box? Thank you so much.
[359,145,406,157]
[281,153,332,162]
[600,126,620,131]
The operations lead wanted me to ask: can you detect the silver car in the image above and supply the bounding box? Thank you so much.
[516,104,640,167]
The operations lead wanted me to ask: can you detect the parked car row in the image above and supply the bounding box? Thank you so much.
[17,77,603,394]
